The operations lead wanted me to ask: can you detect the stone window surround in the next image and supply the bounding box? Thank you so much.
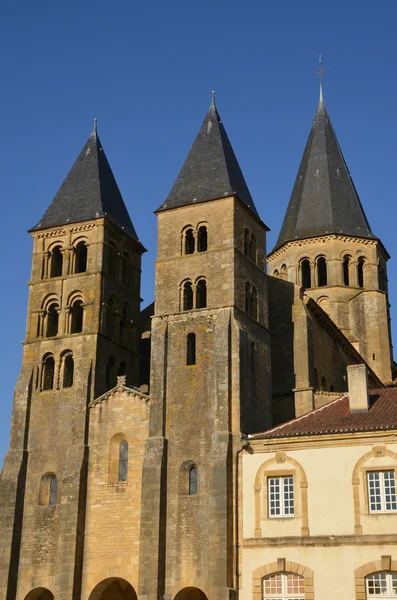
[352,447,397,535]
[252,559,314,600]
[254,454,309,537]
[354,556,396,599]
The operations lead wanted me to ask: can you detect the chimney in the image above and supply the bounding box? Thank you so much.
[347,364,369,412]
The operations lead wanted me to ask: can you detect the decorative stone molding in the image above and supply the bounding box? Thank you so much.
[354,557,397,599]
[252,560,314,600]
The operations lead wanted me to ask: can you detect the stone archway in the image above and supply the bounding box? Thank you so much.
[24,589,54,600]
[88,578,137,600]
[174,587,208,600]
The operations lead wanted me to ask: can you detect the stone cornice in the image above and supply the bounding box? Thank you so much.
[243,533,397,547]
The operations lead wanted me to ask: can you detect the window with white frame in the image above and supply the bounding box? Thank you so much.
[366,572,397,597]
[367,471,397,513]
[263,573,304,599]
[268,476,294,517]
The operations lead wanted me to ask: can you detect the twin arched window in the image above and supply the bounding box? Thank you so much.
[182,279,207,311]
[182,225,208,255]
[245,283,258,319]
[41,351,74,391]
[300,257,327,287]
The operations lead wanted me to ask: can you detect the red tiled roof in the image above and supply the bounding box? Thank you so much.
[251,388,397,439]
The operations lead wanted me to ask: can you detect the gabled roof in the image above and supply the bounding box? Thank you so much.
[273,97,376,252]
[251,388,397,439]
[30,122,142,245]
[157,95,259,218]
[89,375,150,407]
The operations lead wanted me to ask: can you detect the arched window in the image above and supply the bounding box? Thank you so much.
[184,228,195,255]
[189,466,198,495]
[49,477,58,505]
[250,234,257,262]
[106,296,117,337]
[317,257,327,287]
[119,303,129,345]
[186,333,196,365]
[330,384,335,392]
[313,367,319,390]
[301,259,311,288]
[39,473,58,506]
[196,279,207,309]
[245,282,251,313]
[244,228,250,256]
[343,255,350,286]
[183,281,193,311]
[197,226,208,252]
[273,269,279,277]
[321,376,327,391]
[62,353,74,388]
[46,303,59,337]
[280,264,287,280]
[70,300,84,334]
[42,354,55,390]
[118,440,128,481]
[106,355,115,389]
[358,257,365,288]
[74,241,87,274]
[121,252,130,286]
[262,573,304,599]
[106,242,117,279]
[49,246,63,278]
[118,361,127,377]
[366,572,397,597]
[251,286,258,319]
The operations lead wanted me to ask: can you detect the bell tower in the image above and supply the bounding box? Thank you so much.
[268,89,392,383]
[138,96,271,600]
[0,122,145,600]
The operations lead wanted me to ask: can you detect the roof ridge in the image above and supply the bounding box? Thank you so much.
[250,393,348,437]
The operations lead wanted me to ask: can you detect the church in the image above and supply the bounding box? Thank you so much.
[0,83,396,600]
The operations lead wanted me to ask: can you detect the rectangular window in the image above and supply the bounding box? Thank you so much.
[367,471,397,513]
[268,475,294,517]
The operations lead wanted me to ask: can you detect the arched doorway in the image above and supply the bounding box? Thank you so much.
[24,589,54,600]
[174,587,208,600]
[88,578,137,600]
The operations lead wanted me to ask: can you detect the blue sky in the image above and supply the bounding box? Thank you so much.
[1,0,396,464]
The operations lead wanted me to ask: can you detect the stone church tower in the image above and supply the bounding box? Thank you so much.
[138,96,272,600]
[0,123,145,600]
[267,89,392,383]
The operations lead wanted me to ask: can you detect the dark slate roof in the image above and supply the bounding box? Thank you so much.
[157,97,259,217]
[30,123,141,243]
[273,98,376,252]
[251,388,397,439]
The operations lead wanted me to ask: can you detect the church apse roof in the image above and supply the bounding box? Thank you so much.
[273,96,376,252]
[157,94,260,218]
[30,122,142,244]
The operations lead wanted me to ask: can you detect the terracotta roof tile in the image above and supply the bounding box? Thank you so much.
[251,388,397,439]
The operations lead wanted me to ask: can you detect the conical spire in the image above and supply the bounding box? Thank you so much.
[30,122,141,243]
[273,98,376,251]
[157,95,259,216]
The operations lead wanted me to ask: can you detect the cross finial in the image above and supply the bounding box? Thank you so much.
[314,54,328,102]
[117,374,126,387]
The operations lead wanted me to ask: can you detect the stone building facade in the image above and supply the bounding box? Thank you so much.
[0,89,395,600]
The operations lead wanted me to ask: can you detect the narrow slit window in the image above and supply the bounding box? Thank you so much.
[189,466,198,495]
[119,440,128,481]
[186,333,196,365]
